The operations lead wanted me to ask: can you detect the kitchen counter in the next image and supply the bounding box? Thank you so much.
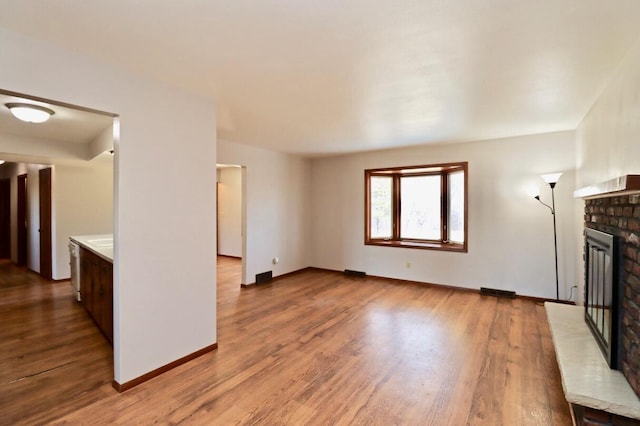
[70,234,113,262]
[70,234,114,344]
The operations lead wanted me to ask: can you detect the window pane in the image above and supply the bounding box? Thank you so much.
[400,175,441,240]
[370,176,393,239]
[448,170,465,243]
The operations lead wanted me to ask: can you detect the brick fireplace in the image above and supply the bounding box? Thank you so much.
[582,189,640,398]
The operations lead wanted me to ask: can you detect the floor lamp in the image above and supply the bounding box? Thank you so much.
[534,172,562,301]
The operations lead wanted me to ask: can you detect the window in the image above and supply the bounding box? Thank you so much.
[365,162,467,252]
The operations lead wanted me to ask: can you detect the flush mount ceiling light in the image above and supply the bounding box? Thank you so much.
[5,102,55,123]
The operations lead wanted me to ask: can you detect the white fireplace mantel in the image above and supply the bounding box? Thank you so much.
[574,175,640,199]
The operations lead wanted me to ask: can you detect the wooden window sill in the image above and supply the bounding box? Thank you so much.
[365,240,467,252]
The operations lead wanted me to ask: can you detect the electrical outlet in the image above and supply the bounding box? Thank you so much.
[272,257,279,265]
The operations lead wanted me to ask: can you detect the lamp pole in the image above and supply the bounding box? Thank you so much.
[535,172,562,301]
[550,182,559,301]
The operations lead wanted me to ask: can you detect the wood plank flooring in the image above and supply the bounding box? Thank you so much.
[0,257,572,425]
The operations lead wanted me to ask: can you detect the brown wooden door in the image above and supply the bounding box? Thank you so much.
[0,179,10,259]
[39,168,52,279]
[17,174,28,266]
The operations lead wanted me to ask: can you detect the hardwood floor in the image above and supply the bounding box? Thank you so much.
[0,257,572,425]
[0,261,113,425]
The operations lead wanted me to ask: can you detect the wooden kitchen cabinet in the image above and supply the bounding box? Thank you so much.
[79,247,113,344]
[100,260,113,341]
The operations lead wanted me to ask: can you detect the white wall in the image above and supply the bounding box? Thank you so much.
[217,139,310,284]
[217,167,242,257]
[0,26,217,384]
[88,126,115,160]
[53,161,113,279]
[310,131,578,299]
[575,38,640,305]
[576,39,640,188]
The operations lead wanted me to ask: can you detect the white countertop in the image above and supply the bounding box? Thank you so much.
[545,302,640,419]
[70,234,113,262]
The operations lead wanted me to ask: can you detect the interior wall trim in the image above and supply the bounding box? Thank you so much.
[112,342,218,393]
[308,266,567,303]
[240,266,313,288]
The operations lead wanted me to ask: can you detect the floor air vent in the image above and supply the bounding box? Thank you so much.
[480,287,516,299]
[255,271,273,284]
[344,269,366,278]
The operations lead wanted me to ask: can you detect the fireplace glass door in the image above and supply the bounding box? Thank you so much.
[584,227,619,369]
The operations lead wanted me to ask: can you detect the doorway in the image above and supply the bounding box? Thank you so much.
[216,164,245,286]
[0,89,116,278]
[0,89,117,381]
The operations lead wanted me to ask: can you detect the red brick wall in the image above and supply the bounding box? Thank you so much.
[585,194,640,398]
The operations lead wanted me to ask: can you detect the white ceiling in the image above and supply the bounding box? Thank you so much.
[0,91,114,166]
[0,93,114,145]
[1,1,639,156]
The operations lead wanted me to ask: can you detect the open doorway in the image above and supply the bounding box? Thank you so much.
[216,164,245,286]
[0,88,116,285]
[0,89,116,280]
[0,89,117,415]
